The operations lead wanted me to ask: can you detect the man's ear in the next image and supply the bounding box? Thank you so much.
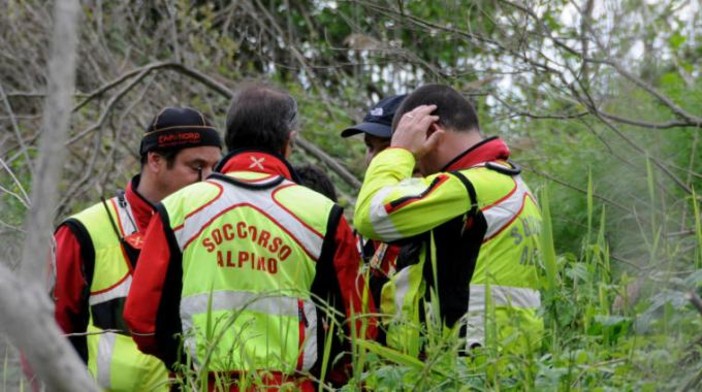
[283,131,297,158]
[146,152,164,173]
[426,123,439,138]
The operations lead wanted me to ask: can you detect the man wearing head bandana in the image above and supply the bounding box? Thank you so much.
[51,107,222,391]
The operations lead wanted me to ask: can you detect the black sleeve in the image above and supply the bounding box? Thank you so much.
[58,219,95,364]
[153,204,184,370]
[309,205,349,381]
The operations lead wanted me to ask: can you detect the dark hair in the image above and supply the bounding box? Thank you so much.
[225,83,298,153]
[294,164,338,202]
[140,149,179,169]
[391,84,479,133]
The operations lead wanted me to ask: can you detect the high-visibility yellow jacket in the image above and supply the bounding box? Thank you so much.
[354,137,543,356]
[124,151,376,386]
[58,182,168,391]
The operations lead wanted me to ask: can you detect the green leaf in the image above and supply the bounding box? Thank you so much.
[669,32,686,50]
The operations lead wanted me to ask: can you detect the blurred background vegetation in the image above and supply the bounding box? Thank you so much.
[2,0,702,389]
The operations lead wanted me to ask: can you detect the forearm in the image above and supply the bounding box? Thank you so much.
[354,149,469,242]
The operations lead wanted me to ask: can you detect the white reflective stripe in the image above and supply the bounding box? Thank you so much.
[173,178,323,259]
[114,197,137,235]
[368,187,402,241]
[482,176,531,240]
[89,275,132,306]
[464,285,540,349]
[183,332,198,365]
[181,291,304,324]
[180,290,318,369]
[467,284,541,312]
[464,312,485,349]
[96,331,117,388]
[390,267,413,319]
[301,300,318,371]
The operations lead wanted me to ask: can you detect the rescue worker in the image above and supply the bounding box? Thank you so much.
[340,94,406,313]
[52,107,222,391]
[294,163,338,202]
[353,84,543,358]
[124,83,376,391]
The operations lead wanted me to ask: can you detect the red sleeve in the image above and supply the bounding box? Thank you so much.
[123,212,172,359]
[332,217,378,340]
[53,225,89,335]
[53,224,91,363]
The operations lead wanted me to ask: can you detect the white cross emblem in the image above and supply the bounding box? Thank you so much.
[249,156,265,170]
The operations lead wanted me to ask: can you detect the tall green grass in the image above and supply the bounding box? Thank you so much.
[7,175,702,391]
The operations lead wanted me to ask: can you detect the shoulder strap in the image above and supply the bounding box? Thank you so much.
[61,218,96,293]
[100,194,140,268]
[449,170,478,217]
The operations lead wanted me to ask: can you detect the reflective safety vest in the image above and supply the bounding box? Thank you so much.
[379,162,543,355]
[68,195,168,391]
[161,172,337,373]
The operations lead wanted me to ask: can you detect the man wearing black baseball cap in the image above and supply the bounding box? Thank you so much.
[341,94,407,166]
[341,94,408,328]
[52,107,221,391]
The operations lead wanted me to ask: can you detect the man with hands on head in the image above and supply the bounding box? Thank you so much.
[353,84,543,357]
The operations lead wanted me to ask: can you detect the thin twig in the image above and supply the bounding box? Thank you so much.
[685,291,702,317]
[0,83,34,175]
[0,157,30,207]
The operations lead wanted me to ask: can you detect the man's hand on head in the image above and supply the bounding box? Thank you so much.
[391,105,443,160]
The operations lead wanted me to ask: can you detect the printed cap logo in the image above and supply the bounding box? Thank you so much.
[370,107,383,116]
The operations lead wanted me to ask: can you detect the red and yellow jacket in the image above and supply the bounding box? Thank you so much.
[354,137,543,356]
[124,150,376,388]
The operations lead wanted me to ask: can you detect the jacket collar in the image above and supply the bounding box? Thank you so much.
[124,175,158,232]
[215,149,298,182]
[442,136,511,171]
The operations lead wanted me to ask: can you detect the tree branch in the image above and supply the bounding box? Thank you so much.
[0,262,98,391]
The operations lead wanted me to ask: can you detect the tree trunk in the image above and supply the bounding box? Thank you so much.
[0,262,98,391]
[20,0,81,285]
[5,0,100,390]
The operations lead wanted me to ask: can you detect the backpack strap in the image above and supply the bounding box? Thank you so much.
[449,170,479,223]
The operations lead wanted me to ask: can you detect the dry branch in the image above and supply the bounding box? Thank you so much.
[0,262,98,391]
[686,290,702,317]
[64,61,363,190]
[9,0,99,388]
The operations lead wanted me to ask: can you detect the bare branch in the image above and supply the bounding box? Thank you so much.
[19,0,79,283]
[0,157,30,208]
[296,136,362,190]
[592,58,702,126]
[528,166,633,214]
[599,112,702,130]
[686,290,702,317]
[63,60,365,193]
[0,261,98,391]
[0,83,34,175]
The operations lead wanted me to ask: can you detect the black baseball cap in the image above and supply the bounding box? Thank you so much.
[341,94,407,139]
